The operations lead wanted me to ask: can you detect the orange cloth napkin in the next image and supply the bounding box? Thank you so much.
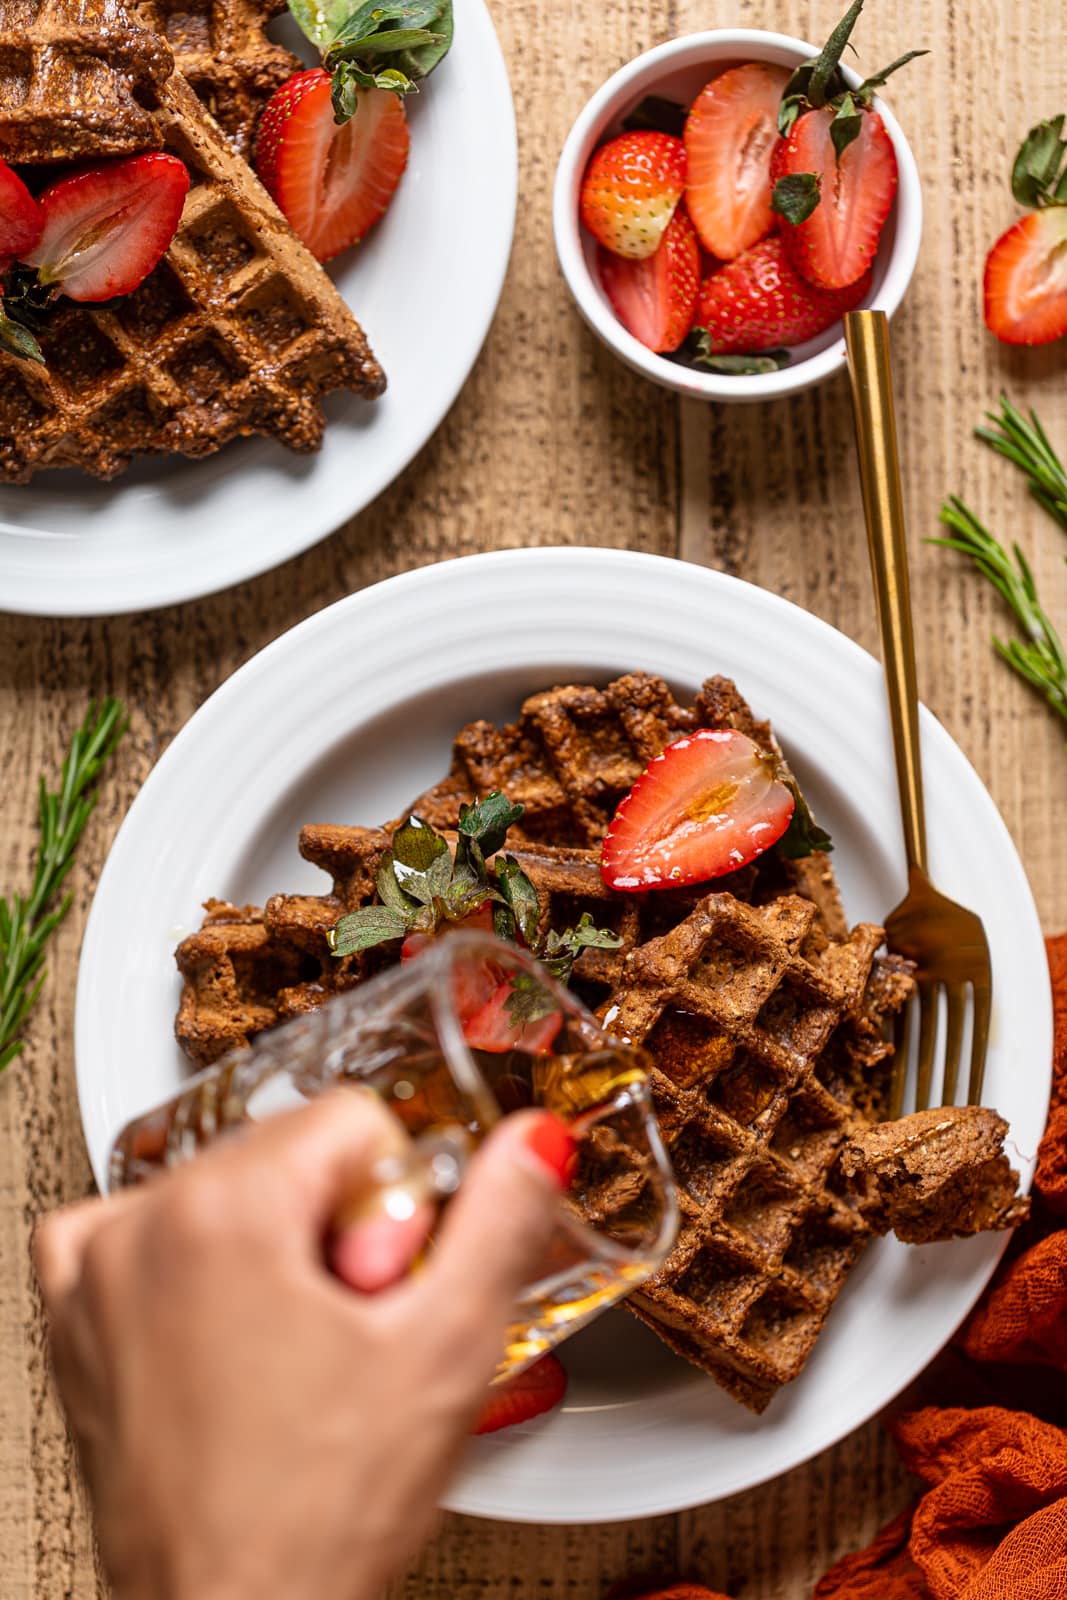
[616,934,1067,1600]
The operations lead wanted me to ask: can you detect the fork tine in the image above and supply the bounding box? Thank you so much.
[914,981,939,1111]
[968,979,992,1105]
[942,985,966,1106]
[890,1001,911,1120]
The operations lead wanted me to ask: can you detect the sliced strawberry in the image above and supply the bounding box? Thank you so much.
[597,205,700,352]
[600,729,795,891]
[471,1353,567,1435]
[0,159,43,266]
[579,130,686,261]
[462,978,563,1055]
[695,235,870,353]
[771,106,898,290]
[22,154,188,303]
[255,69,409,263]
[683,63,790,260]
[984,208,1067,346]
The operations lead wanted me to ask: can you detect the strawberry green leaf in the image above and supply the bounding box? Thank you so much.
[323,0,452,120]
[495,854,540,948]
[777,88,809,138]
[774,771,833,859]
[375,849,420,914]
[622,95,687,139]
[0,309,43,364]
[540,913,622,985]
[287,0,356,48]
[505,970,560,1028]
[392,815,450,873]
[458,791,525,858]
[854,49,928,100]
[329,904,410,956]
[830,93,863,161]
[684,331,792,375]
[808,0,865,109]
[1011,115,1067,208]
[771,171,822,224]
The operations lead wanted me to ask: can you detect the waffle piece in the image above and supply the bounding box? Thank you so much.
[0,0,172,164]
[409,673,701,846]
[839,1106,1029,1244]
[0,61,384,481]
[594,890,904,1411]
[136,0,299,158]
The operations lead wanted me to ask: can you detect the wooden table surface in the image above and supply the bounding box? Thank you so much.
[2,1,1065,1594]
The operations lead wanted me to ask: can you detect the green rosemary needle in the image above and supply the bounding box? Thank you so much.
[0,698,127,1071]
[932,498,1067,726]
[976,394,1067,535]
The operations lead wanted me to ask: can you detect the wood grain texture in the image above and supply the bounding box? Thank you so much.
[0,0,1064,1595]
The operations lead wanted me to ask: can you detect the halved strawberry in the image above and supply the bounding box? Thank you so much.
[982,117,1067,346]
[984,209,1067,344]
[579,131,686,261]
[695,235,870,353]
[600,729,795,891]
[683,63,790,260]
[0,159,43,268]
[597,205,700,352]
[771,105,898,290]
[471,1353,567,1435]
[22,154,189,303]
[255,69,410,263]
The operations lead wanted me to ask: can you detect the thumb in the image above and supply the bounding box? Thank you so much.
[425,1110,574,1320]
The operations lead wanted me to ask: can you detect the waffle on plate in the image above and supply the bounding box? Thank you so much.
[173,673,1026,1411]
[136,0,299,159]
[0,0,384,481]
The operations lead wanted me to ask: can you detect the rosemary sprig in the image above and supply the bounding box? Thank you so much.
[0,698,127,1071]
[932,498,1067,725]
[975,395,1067,534]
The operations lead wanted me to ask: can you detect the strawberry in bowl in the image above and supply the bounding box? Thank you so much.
[555,5,923,400]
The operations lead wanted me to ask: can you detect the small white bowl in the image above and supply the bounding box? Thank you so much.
[552,29,923,402]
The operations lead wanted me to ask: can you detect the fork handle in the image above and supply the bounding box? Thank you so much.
[844,310,928,877]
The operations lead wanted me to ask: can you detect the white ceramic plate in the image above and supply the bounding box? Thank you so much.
[0,0,515,618]
[75,548,1052,1523]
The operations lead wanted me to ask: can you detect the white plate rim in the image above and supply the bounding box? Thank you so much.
[0,0,516,618]
[74,547,1052,1522]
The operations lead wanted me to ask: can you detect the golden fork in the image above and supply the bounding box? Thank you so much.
[844,309,991,1117]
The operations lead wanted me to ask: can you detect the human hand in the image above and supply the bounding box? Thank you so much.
[35,1089,572,1600]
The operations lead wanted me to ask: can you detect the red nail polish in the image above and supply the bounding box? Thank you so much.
[522,1113,576,1187]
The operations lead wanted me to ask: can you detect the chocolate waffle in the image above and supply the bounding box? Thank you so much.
[0,0,172,164]
[839,1105,1029,1244]
[0,64,384,480]
[136,0,299,158]
[590,889,906,1410]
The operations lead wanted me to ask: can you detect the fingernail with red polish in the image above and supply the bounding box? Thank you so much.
[521,1112,576,1188]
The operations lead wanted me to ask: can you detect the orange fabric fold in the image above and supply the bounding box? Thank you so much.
[613,936,1067,1600]
[892,1407,1067,1597]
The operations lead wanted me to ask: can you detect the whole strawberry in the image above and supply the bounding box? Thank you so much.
[695,235,871,353]
[770,0,925,290]
[580,130,686,260]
